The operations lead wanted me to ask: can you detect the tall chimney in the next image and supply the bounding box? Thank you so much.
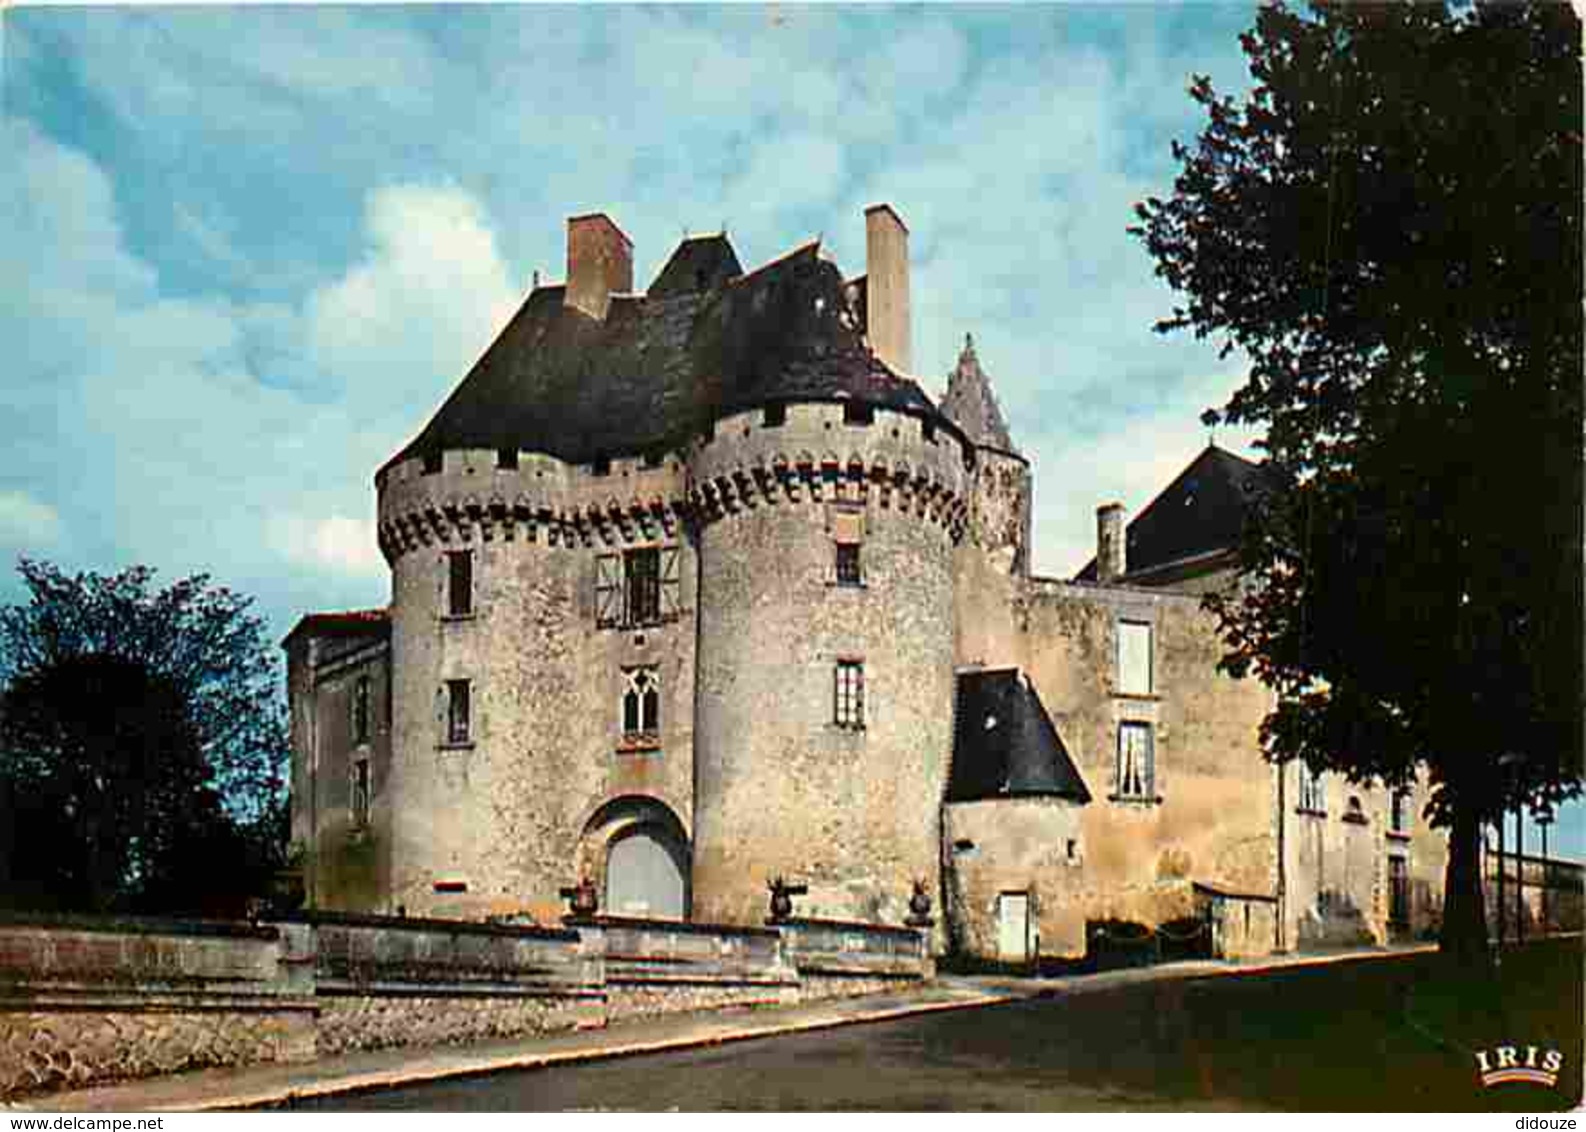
[566,212,633,320]
[864,203,911,374]
[1097,503,1127,582]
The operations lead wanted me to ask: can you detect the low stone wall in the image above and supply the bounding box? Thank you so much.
[776,917,934,984]
[594,916,797,1022]
[0,911,930,1100]
[293,911,604,1055]
[0,914,316,1098]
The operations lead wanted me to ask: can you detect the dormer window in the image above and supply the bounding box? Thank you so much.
[843,402,874,426]
[764,404,787,427]
[497,448,519,470]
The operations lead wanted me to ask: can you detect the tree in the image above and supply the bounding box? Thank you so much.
[0,558,290,915]
[1132,0,1583,967]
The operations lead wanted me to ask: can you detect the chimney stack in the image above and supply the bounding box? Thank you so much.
[864,203,911,374]
[1096,503,1127,582]
[566,212,633,320]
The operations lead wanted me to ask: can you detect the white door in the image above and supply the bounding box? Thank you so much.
[997,892,1030,961]
[605,827,686,919]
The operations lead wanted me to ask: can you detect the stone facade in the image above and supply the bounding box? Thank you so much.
[287,205,1453,965]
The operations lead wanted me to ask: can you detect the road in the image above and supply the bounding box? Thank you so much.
[288,948,1584,1112]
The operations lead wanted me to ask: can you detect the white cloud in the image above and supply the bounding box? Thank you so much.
[0,490,62,551]
[268,514,385,579]
[306,183,520,417]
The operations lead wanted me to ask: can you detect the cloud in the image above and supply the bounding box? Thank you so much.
[0,491,63,552]
[306,183,519,420]
[268,514,385,579]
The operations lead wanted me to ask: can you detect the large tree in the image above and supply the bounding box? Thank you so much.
[1132,0,1583,966]
[0,558,290,915]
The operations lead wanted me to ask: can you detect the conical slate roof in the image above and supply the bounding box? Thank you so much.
[947,668,1091,803]
[938,333,1017,455]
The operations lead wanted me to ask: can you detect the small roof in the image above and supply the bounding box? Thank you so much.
[1075,444,1277,583]
[947,668,1091,803]
[938,333,1017,455]
[281,608,390,648]
[648,233,742,298]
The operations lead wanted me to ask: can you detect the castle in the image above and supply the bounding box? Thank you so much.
[286,205,1448,961]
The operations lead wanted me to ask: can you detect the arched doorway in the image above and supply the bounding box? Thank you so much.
[578,795,691,920]
[605,825,687,918]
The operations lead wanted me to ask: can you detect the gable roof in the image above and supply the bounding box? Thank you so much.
[380,237,961,476]
[947,668,1091,803]
[1075,444,1276,583]
[938,333,1017,455]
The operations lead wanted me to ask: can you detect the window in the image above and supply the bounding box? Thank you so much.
[351,758,370,827]
[1299,763,1326,814]
[445,679,472,745]
[446,550,473,618]
[421,450,442,475]
[1115,721,1154,800]
[763,404,787,427]
[834,660,865,729]
[497,447,518,470]
[1117,621,1153,695]
[626,547,660,625]
[843,402,874,426]
[621,667,660,743]
[592,455,612,476]
[835,542,862,586]
[596,546,681,628]
[922,418,936,443]
[352,674,371,746]
[1390,789,1412,835]
[1388,857,1410,925]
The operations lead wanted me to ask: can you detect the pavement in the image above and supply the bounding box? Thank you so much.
[6,943,1436,1113]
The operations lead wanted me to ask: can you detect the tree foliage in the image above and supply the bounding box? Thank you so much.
[1132,0,1583,963]
[0,558,290,915]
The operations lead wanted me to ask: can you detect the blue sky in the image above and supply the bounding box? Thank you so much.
[3,2,1580,859]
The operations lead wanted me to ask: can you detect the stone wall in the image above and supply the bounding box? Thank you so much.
[943,797,1087,960]
[0,911,929,1100]
[0,915,315,1098]
[1007,581,1280,934]
[288,634,392,913]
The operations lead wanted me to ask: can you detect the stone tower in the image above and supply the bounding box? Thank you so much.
[687,230,971,929]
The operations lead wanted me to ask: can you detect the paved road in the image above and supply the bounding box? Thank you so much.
[286,952,1584,1112]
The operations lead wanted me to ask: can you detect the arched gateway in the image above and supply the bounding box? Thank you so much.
[580,795,690,920]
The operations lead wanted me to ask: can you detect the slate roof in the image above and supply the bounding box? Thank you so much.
[938,333,1018,455]
[381,237,961,475]
[647,233,743,298]
[947,668,1091,803]
[1074,444,1277,583]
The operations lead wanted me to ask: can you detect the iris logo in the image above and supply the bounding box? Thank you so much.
[1475,1044,1565,1087]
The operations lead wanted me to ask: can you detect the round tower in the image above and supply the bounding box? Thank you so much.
[376,444,696,920]
[687,400,970,929]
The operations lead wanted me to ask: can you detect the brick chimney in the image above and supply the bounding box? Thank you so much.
[566,212,633,321]
[864,204,911,374]
[1096,503,1127,582]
